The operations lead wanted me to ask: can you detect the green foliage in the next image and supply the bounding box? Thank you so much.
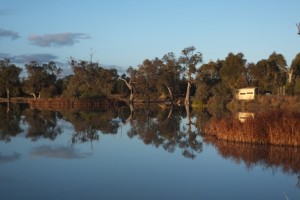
[178,46,203,77]
[294,77,300,95]
[220,52,247,90]
[207,82,232,109]
[195,60,222,103]
[0,59,22,98]
[64,58,118,99]
[1,48,297,104]
[291,53,300,80]
[24,61,62,98]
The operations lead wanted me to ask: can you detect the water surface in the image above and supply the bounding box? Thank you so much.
[0,104,299,200]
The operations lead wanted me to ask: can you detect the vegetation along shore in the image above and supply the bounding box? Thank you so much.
[1,46,300,146]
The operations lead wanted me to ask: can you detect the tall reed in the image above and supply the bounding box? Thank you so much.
[205,110,300,146]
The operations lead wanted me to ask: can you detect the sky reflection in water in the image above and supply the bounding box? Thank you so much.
[0,103,299,200]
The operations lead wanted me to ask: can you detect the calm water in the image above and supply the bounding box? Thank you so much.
[0,104,299,200]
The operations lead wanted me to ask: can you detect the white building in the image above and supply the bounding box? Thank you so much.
[235,87,257,100]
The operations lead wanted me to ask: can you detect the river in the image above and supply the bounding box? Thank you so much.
[0,103,299,200]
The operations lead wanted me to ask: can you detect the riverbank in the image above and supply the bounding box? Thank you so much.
[228,95,300,111]
[0,97,124,110]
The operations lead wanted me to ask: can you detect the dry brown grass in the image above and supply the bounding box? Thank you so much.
[205,110,300,146]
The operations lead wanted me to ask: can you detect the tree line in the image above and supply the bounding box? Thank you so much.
[1,46,300,107]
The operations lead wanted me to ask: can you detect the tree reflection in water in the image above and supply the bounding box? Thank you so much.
[24,109,62,141]
[206,138,300,189]
[127,104,202,159]
[0,103,24,142]
[60,108,120,146]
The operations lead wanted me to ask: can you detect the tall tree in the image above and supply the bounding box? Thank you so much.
[178,46,203,105]
[118,66,137,103]
[24,61,62,99]
[65,58,118,98]
[0,59,22,100]
[267,52,288,86]
[220,52,247,91]
[195,60,222,103]
[291,53,300,81]
[134,59,160,101]
[289,53,300,95]
[159,52,181,102]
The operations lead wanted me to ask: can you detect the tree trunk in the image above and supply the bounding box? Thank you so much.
[185,82,191,105]
[185,103,192,133]
[6,87,10,101]
[167,105,173,119]
[288,69,293,83]
[166,86,174,102]
[119,77,134,103]
[129,90,134,103]
[31,93,37,100]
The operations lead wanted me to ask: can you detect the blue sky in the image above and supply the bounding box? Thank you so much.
[0,0,299,72]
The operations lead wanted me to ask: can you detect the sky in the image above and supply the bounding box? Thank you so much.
[0,0,299,73]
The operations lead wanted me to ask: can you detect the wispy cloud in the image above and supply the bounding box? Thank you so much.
[12,53,58,63]
[0,152,21,164]
[0,52,58,63]
[30,145,92,159]
[0,28,20,40]
[28,32,91,47]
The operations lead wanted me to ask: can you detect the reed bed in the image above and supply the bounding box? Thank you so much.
[205,110,300,146]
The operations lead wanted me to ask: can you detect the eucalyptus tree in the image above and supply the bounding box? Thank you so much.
[248,59,282,93]
[195,60,222,103]
[267,52,288,86]
[290,53,300,95]
[0,59,22,100]
[118,66,138,103]
[134,59,160,101]
[291,53,300,81]
[178,46,203,105]
[159,52,181,102]
[65,58,118,98]
[24,61,62,99]
[220,52,248,91]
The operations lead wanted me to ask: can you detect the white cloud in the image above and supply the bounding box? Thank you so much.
[28,32,91,47]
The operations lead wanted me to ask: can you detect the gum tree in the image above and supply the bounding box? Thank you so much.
[24,61,62,99]
[178,46,203,105]
[0,59,22,100]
